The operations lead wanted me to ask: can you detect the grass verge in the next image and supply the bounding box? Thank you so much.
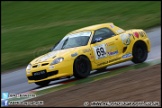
[1,1,161,72]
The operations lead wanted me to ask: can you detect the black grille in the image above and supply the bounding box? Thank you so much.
[32,65,37,68]
[42,63,49,66]
[28,70,58,80]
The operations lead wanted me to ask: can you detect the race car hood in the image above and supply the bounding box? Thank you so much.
[30,48,77,65]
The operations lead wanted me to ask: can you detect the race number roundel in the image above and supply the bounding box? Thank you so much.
[93,44,107,59]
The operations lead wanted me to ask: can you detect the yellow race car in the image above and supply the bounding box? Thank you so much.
[26,23,151,86]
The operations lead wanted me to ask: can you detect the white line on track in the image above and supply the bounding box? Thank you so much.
[33,83,62,92]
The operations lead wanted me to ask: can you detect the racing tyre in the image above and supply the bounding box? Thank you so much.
[132,42,148,64]
[73,56,91,78]
[35,80,50,86]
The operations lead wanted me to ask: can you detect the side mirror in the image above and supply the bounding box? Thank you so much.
[50,40,61,52]
[92,37,103,44]
[50,48,53,52]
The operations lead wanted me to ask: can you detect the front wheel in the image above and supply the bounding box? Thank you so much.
[132,42,148,64]
[73,56,91,78]
[35,80,50,86]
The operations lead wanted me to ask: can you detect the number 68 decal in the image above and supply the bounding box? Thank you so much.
[93,44,107,59]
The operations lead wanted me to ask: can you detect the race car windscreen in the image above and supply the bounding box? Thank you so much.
[52,31,91,51]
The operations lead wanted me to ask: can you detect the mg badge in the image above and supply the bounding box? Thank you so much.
[37,64,41,67]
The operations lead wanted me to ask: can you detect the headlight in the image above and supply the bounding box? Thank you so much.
[50,57,64,65]
[27,64,32,70]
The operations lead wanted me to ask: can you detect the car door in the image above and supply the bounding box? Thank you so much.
[105,34,124,63]
[90,28,124,65]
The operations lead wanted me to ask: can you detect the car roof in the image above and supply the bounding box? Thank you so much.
[69,23,114,34]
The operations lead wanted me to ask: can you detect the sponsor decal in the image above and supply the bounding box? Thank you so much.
[108,50,118,56]
[97,61,108,66]
[105,42,114,46]
[109,57,120,63]
[93,44,107,59]
[105,43,108,46]
[129,33,135,39]
[110,24,114,28]
[116,29,124,34]
[39,51,58,62]
[83,49,91,53]
[49,65,54,69]
[139,31,145,37]
[106,45,118,54]
[122,53,132,58]
[120,33,131,45]
[90,55,94,59]
[71,52,78,57]
[67,31,91,38]
[129,33,133,37]
[133,32,139,38]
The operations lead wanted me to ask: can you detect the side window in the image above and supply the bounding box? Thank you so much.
[92,28,115,43]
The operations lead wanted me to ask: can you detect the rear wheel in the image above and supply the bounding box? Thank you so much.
[35,80,50,86]
[73,56,91,78]
[132,42,148,63]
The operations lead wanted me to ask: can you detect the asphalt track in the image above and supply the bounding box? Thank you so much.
[1,26,161,94]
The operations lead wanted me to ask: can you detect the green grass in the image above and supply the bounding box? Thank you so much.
[1,1,161,72]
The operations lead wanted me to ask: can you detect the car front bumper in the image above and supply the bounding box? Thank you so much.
[26,60,73,84]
